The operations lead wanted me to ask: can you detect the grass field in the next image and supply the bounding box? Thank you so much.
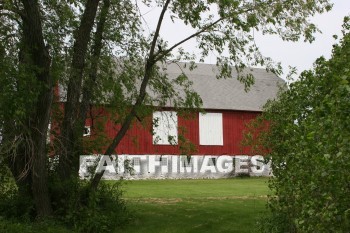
[121,178,270,233]
[0,178,270,233]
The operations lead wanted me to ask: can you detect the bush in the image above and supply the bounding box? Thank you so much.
[64,182,129,233]
[247,20,350,232]
[48,176,129,233]
[0,164,34,220]
[0,163,129,233]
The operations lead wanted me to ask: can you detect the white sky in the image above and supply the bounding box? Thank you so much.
[255,0,350,79]
[141,0,350,79]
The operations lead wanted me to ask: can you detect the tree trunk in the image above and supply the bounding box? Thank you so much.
[59,0,101,181]
[20,0,53,217]
[30,87,53,217]
[80,0,110,125]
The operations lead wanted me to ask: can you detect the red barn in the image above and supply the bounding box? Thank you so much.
[58,62,283,179]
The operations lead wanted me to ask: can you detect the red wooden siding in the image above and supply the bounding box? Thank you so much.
[84,108,260,156]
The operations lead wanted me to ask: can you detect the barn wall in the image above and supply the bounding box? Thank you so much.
[84,108,260,156]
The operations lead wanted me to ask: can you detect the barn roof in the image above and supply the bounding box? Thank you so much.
[58,62,284,112]
[163,62,285,112]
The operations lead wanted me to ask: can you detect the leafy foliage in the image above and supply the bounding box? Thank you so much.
[247,18,350,232]
[60,181,128,233]
[0,164,34,220]
[0,0,335,223]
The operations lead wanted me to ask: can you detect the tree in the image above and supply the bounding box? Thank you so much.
[246,18,350,232]
[1,0,54,217]
[0,0,333,222]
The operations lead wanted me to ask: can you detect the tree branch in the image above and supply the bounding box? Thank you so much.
[80,0,110,125]
[154,17,224,62]
[153,3,262,62]
[59,0,101,180]
[90,0,171,190]
[148,0,171,62]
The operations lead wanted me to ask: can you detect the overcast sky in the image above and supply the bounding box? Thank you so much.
[141,0,349,79]
[255,0,350,79]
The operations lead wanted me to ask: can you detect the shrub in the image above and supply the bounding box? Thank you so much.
[247,20,350,232]
[65,181,128,233]
[0,162,129,233]
[49,176,129,233]
[0,163,34,220]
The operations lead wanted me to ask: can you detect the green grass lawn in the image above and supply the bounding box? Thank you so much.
[121,178,270,233]
[0,178,270,233]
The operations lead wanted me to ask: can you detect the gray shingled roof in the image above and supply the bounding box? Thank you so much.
[163,62,285,112]
[59,62,284,112]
